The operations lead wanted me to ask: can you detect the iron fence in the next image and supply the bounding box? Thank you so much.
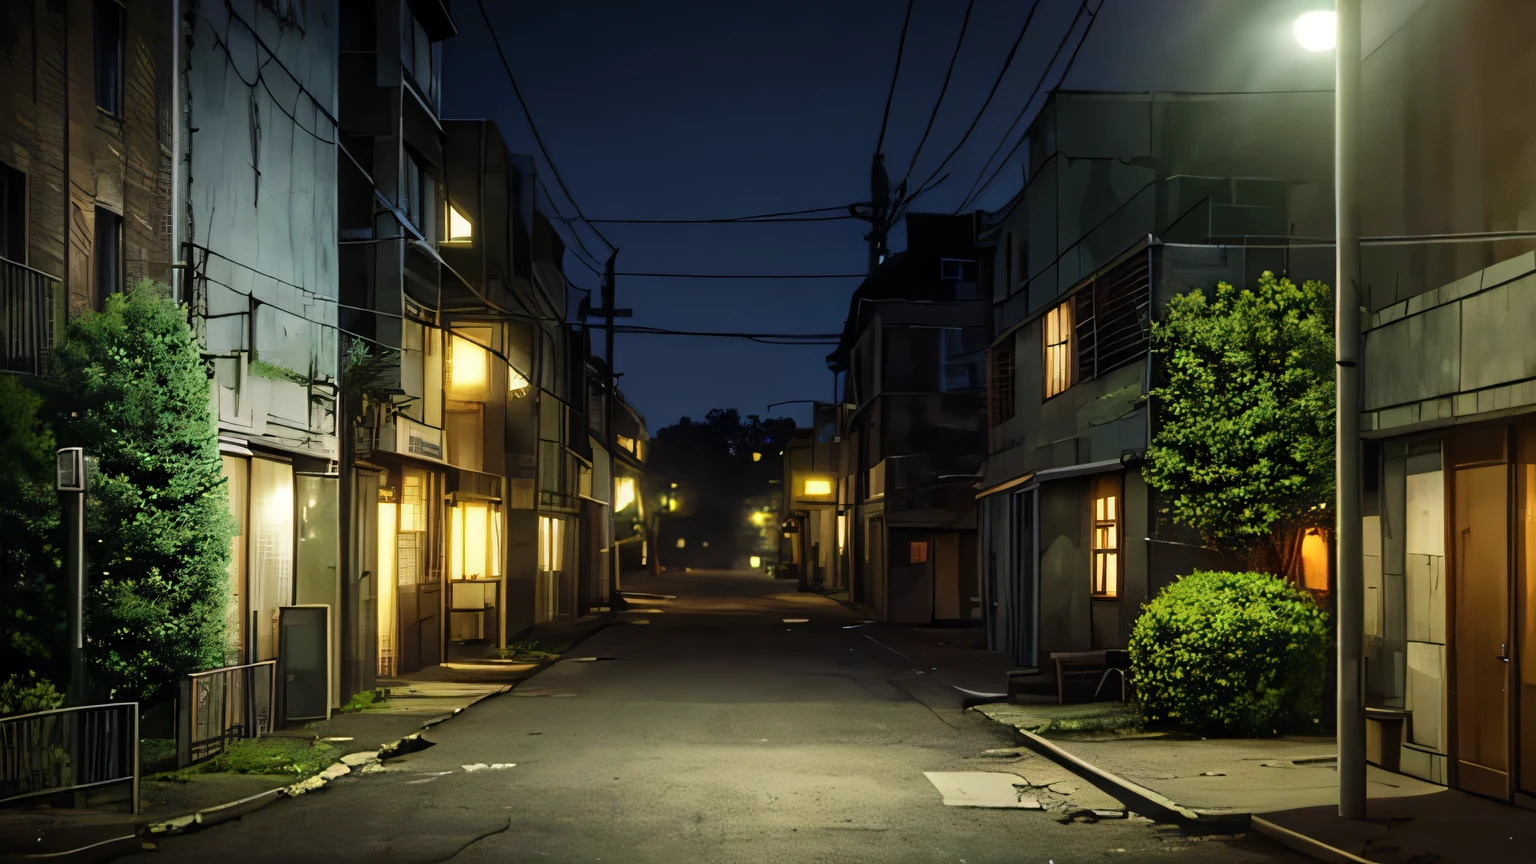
[0,702,140,813]
[1,255,58,376]
[177,660,276,767]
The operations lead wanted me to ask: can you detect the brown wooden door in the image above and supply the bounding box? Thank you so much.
[1452,462,1511,799]
[1515,427,1536,796]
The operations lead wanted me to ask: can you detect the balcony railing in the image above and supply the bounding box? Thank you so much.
[2,256,59,376]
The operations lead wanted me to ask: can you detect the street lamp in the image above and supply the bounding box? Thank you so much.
[1293,10,1336,52]
[1295,3,1364,821]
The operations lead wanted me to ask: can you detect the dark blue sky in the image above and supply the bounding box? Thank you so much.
[443,0,1396,430]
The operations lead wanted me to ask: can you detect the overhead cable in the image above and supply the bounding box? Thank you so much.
[876,0,918,155]
[902,0,977,187]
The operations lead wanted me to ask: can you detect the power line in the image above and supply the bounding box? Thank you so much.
[958,0,1102,213]
[875,0,917,155]
[475,0,614,253]
[617,271,866,280]
[586,205,856,225]
[905,0,1045,205]
[903,0,977,187]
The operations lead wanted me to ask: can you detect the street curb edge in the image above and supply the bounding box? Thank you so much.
[1249,816,1375,864]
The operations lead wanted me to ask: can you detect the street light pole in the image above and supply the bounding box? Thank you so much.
[1333,0,1366,821]
[57,447,87,705]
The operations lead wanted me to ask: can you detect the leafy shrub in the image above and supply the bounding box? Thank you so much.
[0,674,65,717]
[0,375,65,685]
[46,280,232,702]
[1130,570,1328,737]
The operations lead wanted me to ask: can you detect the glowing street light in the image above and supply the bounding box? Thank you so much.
[1293,10,1336,52]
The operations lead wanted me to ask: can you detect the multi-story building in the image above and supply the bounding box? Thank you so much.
[181,0,345,715]
[976,90,1333,675]
[2,0,175,375]
[781,403,843,590]
[1353,0,1536,804]
[827,212,989,624]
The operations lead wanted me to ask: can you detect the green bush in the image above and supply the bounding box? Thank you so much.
[0,674,65,717]
[46,280,232,702]
[1130,570,1328,737]
[0,375,65,687]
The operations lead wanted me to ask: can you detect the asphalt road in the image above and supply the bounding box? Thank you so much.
[135,571,1308,864]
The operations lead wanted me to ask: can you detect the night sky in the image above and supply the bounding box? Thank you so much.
[443,0,1409,431]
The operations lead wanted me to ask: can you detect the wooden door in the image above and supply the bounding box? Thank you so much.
[1515,426,1536,796]
[1453,461,1511,799]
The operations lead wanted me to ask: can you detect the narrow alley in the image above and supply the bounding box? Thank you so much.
[132,571,1302,864]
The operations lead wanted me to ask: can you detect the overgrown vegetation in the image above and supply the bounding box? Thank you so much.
[340,690,386,713]
[1143,272,1334,579]
[499,641,561,663]
[1130,570,1329,737]
[45,280,233,702]
[154,737,340,782]
[0,375,66,705]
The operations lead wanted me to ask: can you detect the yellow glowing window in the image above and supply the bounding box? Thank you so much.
[446,202,473,242]
[1044,300,1074,399]
[1301,529,1329,591]
[448,334,489,398]
[752,452,762,462]
[617,435,636,454]
[749,555,762,569]
[614,476,636,512]
[1092,492,1119,597]
[675,538,686,549]
[508,365,530,394]
[803,478,833,496]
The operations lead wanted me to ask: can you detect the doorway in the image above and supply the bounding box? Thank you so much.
[1010,489,1037,668]
[1450,432,1510,799]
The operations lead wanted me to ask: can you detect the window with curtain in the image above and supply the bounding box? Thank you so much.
[1091,479,1120,598]
[1044,300,1074,399]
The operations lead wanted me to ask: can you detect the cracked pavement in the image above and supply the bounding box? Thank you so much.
[130,570,1310,863]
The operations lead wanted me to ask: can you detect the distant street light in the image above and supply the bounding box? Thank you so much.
[1293,10,1336,52]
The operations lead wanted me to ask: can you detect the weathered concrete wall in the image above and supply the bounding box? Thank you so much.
[1362,252,1536,436]
[188,0,339,458]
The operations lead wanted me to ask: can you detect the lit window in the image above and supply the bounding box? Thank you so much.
[448,334,489,397]
[676,538,686,549]
[617,434,636,454]
[1092,490,1119,597]
[803,478,832,496]
[749,555,762,569]
[508,365,530,394]
[910,541,929,564]
[614,476,636,512]
[1044,300,1074,398]
[1301,529,1329,591]
[446,202,473,242]
[752,452,762,462]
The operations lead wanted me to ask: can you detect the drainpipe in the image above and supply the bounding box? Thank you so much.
[169,0,183,302]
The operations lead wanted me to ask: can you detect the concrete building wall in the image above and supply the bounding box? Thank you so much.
[189,0,340,459]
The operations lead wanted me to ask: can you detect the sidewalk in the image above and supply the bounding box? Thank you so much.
[0,614,614,861]
[971,702,1536,863]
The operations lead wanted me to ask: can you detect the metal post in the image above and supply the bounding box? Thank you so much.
[58,447,86,705]
[601,252,626,611]
[1334,0,1366,821]
[868,154,891,274]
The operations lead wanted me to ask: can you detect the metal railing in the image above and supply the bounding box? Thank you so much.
[1,255,59,376]
[177,661,276,767]
[0,702,140,813]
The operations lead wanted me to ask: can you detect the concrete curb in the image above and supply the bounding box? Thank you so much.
[1249,816,1374,864]
[143,685,512,841]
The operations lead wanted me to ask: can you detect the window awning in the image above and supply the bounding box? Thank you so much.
[1031,458,1125,483]
[974,473,1034,500]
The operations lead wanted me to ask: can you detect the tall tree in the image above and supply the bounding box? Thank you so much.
[1143,271,1334,580]
[47,281,233,701]
[0,375,66,695]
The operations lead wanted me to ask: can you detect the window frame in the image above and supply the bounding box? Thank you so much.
[93,207,123,308]
[1091,480,1120,599]
[989,345,1015,426]
[1043,299,1075,400]
[93,0,125,118]
[0,162,26,263]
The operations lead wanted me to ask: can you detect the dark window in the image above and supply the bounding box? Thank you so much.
[94,208,122,306]
[939,258,976,282]
[1,163,24,262]
[990,346,1015,426]
[1003,236,1012,295]
[400,148,436,237]
[883,327,941,392]
[94,0,124,116]
[940,328,985,393]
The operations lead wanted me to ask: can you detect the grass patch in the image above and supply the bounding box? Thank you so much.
[498,641,562,663]
[152,737,340,782]
[340,690,387,714]
[140,738,178,773]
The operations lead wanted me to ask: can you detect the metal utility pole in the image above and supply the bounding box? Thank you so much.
[1335,0,1366,821]
[57,447,87,704]
[850,154,899,276]
[597,251,631,611]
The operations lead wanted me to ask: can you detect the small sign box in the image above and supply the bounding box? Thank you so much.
[57,447,85,492]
